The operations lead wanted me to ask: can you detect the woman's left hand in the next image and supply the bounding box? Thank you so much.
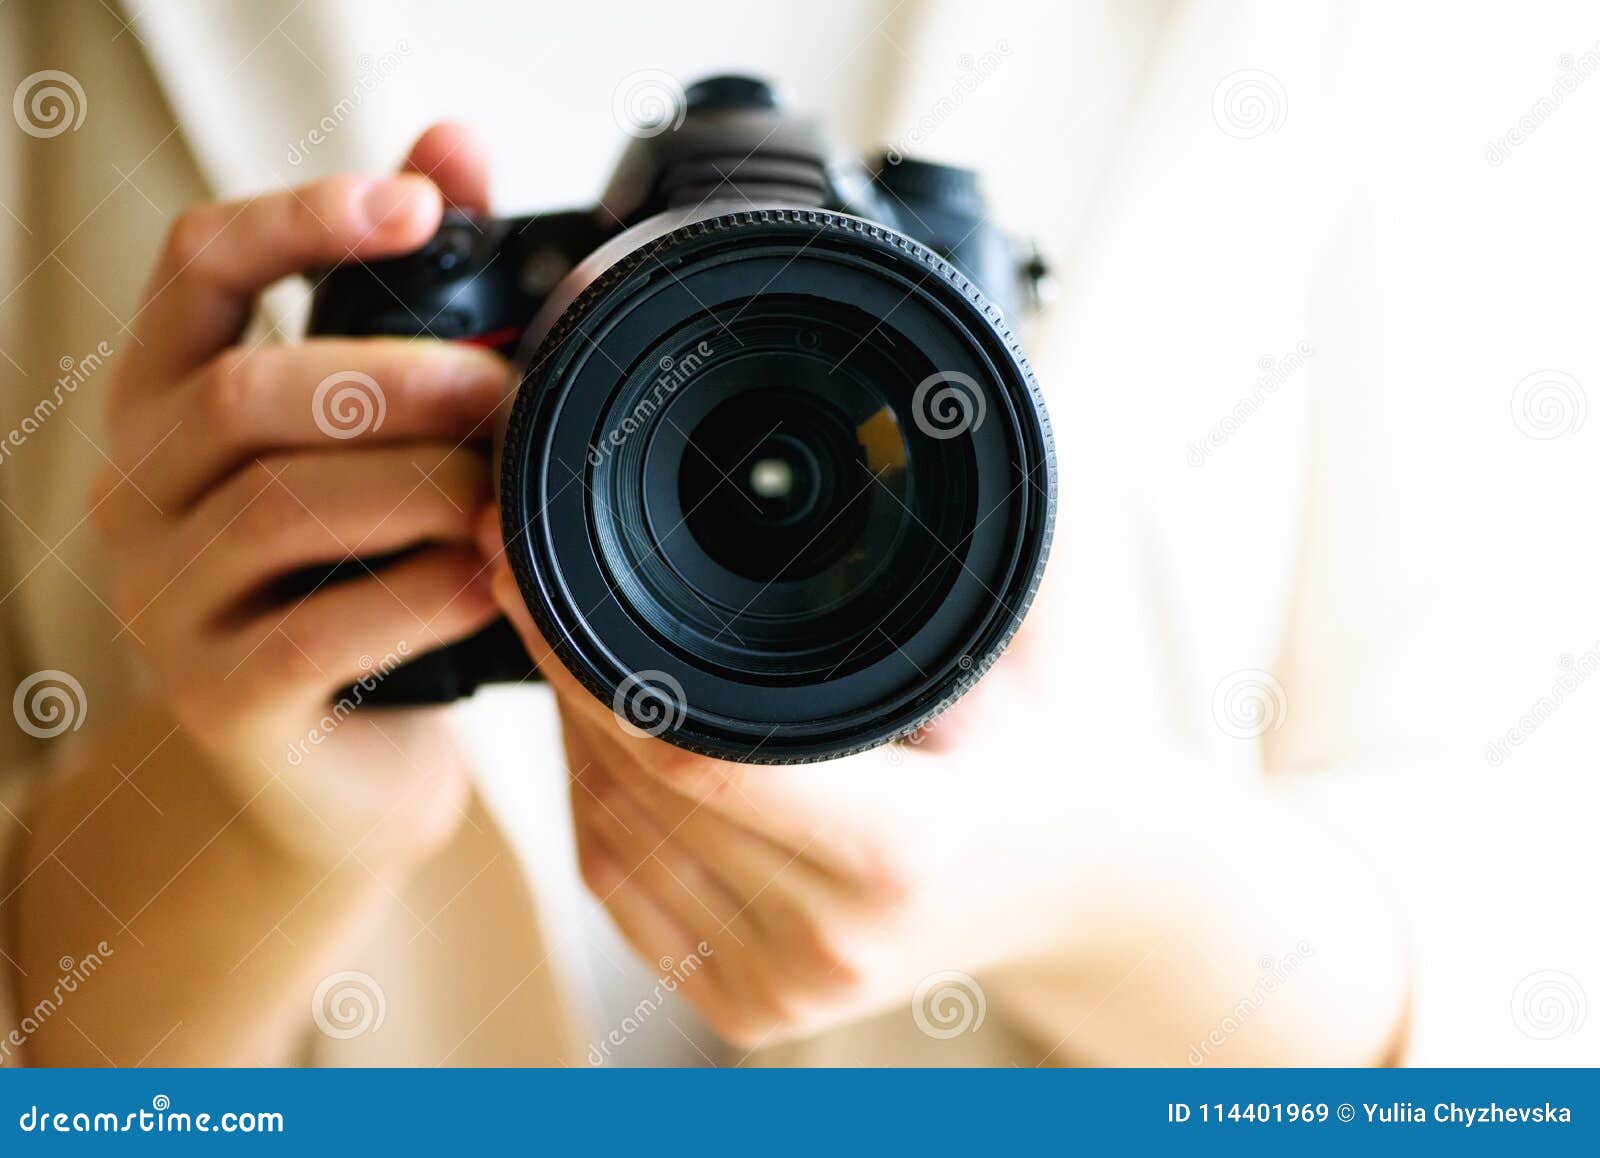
[477,508,1065,1049]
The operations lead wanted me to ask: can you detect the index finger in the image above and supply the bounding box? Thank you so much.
[125,173,443,391]
[477,536,890,877]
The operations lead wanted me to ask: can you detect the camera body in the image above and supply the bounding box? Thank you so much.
[307,75,1055,762]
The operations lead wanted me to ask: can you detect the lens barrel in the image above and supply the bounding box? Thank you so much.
[500,206,1054,763]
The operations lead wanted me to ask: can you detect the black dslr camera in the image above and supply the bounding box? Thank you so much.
[307,75,1055,763]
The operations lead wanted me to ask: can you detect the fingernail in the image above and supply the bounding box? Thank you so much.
[360,176,432,232]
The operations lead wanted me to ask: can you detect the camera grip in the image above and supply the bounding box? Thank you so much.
[297,210,560,705]
[275,553,539,705]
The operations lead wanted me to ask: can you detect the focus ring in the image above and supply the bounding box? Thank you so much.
[500,207,1056,764]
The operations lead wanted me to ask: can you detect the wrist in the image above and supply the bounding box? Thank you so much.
[185,703,473,873]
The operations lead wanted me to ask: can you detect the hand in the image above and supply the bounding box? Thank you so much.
[93,125,507,866]
[477,507,1068,1048]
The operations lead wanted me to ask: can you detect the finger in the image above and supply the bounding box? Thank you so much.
[596,746,820,902]
[574,813,708,976]
[575,765,747,944]
[486,556,649,735]
[597,743,861,995]
[221,543,497,704]
[403,123,491,214]
[128,174,444,389]
[574,808,743,1038]
[120,339,505,511]
[487,550,900,891]
[576,768,822,1012]
[168,444,491,621]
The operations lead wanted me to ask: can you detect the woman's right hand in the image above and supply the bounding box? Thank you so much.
[91,126,506,867]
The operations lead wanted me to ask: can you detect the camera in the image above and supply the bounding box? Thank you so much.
[306,74,1055,763]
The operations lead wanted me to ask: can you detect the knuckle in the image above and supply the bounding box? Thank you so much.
[162,207,220,272]
[851,841,912,915]
[257,622,321,688]
[165,679,222,741]
[651,747,735,799]
[197,348,254,424]
[793,919,858,990]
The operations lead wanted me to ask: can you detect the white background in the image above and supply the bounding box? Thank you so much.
[1468,0,1598,1066]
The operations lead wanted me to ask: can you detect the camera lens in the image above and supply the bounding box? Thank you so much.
[587,306,976,681]
[500,208,1054,762]
[678,391,870,583]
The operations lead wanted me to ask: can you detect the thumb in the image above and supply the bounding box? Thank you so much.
[402,122,491,214]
